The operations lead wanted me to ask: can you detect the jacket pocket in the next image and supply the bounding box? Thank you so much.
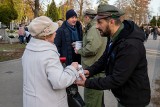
[23,86,36,107]
[58,94,68,107]
[23,86,36,97]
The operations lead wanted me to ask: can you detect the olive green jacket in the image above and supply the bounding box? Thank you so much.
[78,20,107,69]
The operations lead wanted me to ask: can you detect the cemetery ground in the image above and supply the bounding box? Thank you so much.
[0,43,25,62]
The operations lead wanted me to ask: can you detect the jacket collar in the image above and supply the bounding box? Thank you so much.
[26,38,59,56]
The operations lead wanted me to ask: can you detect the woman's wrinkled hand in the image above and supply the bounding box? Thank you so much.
[71,62,79,70]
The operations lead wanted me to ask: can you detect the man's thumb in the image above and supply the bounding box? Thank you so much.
[79,73,86,80]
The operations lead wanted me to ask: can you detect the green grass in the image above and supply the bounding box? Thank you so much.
[0,43,26,51]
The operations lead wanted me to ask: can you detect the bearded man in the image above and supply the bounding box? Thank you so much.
[75,4,151,107]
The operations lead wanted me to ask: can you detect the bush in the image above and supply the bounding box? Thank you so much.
[8,35,15,38]
[9,30,15,33]
[6,29,16,33]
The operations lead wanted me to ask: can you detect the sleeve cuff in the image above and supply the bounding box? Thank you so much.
[65,65,79,78]
[85,67,94,77]
[85,79,91,88]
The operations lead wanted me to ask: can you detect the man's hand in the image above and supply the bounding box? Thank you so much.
[72,42,76,48]
[84,70,89,77]
[75,74,86,87]
[74,48,78,54]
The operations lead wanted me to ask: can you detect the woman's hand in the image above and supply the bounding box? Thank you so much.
[71,62,79,70]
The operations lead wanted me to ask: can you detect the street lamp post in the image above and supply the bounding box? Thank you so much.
[147,13,151,26]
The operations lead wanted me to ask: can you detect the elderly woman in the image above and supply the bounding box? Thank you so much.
[22,16,79,107]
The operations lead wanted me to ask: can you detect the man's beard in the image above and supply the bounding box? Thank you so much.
[98,25,111,37]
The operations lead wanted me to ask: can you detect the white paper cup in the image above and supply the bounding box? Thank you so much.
[75,41,82,50]
[77,65,84,80]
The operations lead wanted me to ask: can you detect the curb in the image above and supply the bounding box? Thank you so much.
[146,49,160,56]
[0,58,21,64]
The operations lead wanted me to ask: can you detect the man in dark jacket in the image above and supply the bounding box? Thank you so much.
[55,9,82,65]
[151,26,158,40]
[144,26,150,41]
[75,4,151,107]
[54,9,83,107]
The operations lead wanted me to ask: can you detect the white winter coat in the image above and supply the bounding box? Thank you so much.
[22,38,79,107]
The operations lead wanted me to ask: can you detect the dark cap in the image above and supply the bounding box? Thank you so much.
[66,9,77,20]
[95,4,125,19]
[84,9,97,16]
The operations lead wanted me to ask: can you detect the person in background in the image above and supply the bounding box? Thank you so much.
[151,26,158,40]
[75,9,107,107]
[18,24,25,44]
[158,26,160,35]
[75,4,150,107]
[22,16,79,107]
[144,26,150,41]
[55,9,82,66]
[24,26,31,43]
[57,19,63,27]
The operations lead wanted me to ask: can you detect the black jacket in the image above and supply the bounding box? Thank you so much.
[54,21,82,65]
[85,20,150,106]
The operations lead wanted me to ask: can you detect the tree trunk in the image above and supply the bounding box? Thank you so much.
[79,0,83,21]
[34,0,39,18]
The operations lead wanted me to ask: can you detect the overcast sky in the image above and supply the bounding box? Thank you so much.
[54,0,160,16]
[148,0,160,16]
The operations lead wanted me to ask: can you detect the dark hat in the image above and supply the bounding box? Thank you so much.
[66,9,77,20]
[84,9,97,16]
[95,4,125,19]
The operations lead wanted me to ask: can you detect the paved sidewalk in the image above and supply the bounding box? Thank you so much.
[0,59,23,107]
[0,58,117,107]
